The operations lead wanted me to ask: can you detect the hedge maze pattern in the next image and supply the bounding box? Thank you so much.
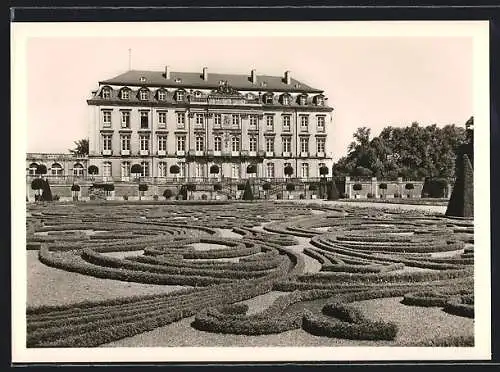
[26,202,474,347]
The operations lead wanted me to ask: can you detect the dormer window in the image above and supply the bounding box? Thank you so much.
[175,78,182,83]
[157,90,167,101]
[281,94,291,105]
[298,94,307,105]
[140,76,146,83]
[120,89,130,100]
[102,87,111,99]
[194,90,202,98]
[263,93,273,104]
[246,93,255,100]
[139,89,149,101]
[315,95,325,106]
[176,90,185,101]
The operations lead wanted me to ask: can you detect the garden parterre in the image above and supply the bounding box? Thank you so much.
[26,202,474,347]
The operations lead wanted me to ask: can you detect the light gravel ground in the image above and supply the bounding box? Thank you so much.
[27,251,191,308]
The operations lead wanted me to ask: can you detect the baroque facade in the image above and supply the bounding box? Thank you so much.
[87,67,334,183]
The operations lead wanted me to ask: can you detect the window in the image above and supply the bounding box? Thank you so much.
[316,95,324,106]
[266,163,275,178]
[266,115,274,131]
[249,136,257,152]
[214,114,222,127]
[51,163,63,176]
[195,113,204,126]
[282,95,290,105]
[282,116,291,132]
[282,137,291,153]
[28,163,38,176]
[301,163,310,178]
[176,112,185,128]
[102,87,111,99]
[120,135,130,151]
[317,137,326,153]
[102,111,112,127]
[158,162,167,177]
[158,90,166,101]
[139,89,149,101]
[231,164,240,179]
[263,94,273,104]
[231,136,240,152]
[140,135,149,151]
[140,111,149,129]
[121,162,130,179]
[176,136,186,151]
[120,89,129,100]
[140,161,150,177]
[73,163,84,176]
[195,136,204,152]
[232,114,240,128]
[195,163,204,178]
[300,137,309,153]
[299,95,307,105]
[194,91,202,98]
[158,135,167,152]
[103,162,112,177]
[158,112,167,128]
[214,136,222,151]
[179,163,186,178]
[121,111,130,128]
[284,162,292,176]
[102,134,112,151]
[317,116,325,132]
[300,116,309,132]
[266,137,274,153]
[176,90,185,101]
[249,115,258,129]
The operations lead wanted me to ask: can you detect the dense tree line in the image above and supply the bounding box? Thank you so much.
[333,122,467,180]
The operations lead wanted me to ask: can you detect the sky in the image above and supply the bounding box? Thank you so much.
[25,29,473,161]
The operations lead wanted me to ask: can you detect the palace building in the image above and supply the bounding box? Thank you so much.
[86,67,334,183]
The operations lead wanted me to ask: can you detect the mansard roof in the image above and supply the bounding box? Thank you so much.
[100,70,323,94]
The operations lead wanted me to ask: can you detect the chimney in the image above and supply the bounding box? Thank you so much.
[203,67,208,81]
[251,69,257,84]
[165,65,171,79]
[284,70,291,85]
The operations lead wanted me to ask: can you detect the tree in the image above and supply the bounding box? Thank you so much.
[242,180,254,201]
[284,165,294,178]
[285,183,295,199]
[262,182,271,199]
[138,183,148,200]
[327,180,339,200]
[246,164,257,177]
[170,165,180,179]
[41,179,53,201]
[103,184,114,198]
[69,138,89,156]
[31,178,45,200]
[186,183,196,199]
[88,165,99,180]
[210,164,220,178]
[131,164,142,180]
[163,189,173,200]
[71,184,81,201]
[319,165,329,177]
[36,164,47,177]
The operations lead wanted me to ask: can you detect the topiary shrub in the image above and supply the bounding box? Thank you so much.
[237,184,245,191]
[353,183,362,191]
[201,194,208,200]
[163,189,173,200]
[242,180,254,201]
[71,184,80,192]
[170,165,180,177]
[286,183,295,192]
[367,193,374,199]
[41,179,53,202]
[210,164,220,175]
[130,164,142,175]
[327,180,339,200]
[379,183,387,190]
[213,183,222,192]
[394,192,401,198]
[284,165,294,178]
[139,183,148,192]
[88,165,99,176]
[153,195,159,201]
[319,165,329,177]
[31,178,45,200]
[246,164,257,175]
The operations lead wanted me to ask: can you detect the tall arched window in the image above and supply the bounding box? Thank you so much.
[51,163,63,176]
[121,161,130,181]
[28,163,38,176]
[101,87,111,99]
[231,136,240,152]
[73,163,84,177]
